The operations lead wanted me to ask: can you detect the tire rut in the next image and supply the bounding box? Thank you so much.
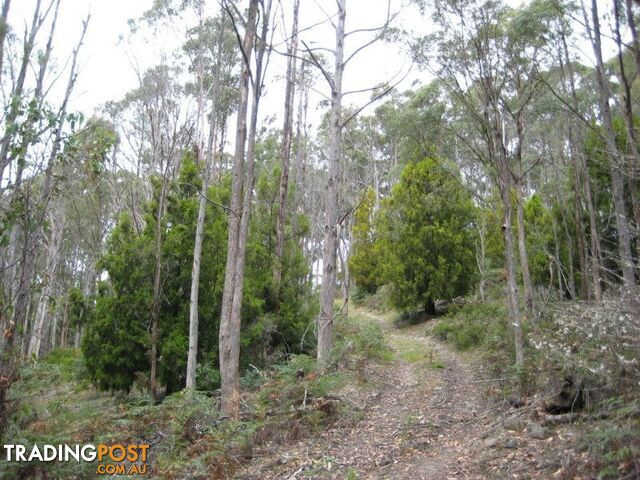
[239,308,491,479]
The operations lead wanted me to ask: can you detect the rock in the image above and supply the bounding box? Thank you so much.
[503,439,517,449]
[503,417,525,432]
[507,396,525,408]
[529,423,550,440]
[544,375,584,414]
[486,437,500,448]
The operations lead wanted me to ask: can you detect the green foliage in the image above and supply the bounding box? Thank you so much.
[523,194,554,286]
[433,300,508,352]
[333,315,393,364]
[83,151,313,394]
[586,398,640,479]
[349,187,383,294]
[378,158,477,312]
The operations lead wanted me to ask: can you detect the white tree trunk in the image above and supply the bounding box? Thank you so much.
[317,0,346,364]
[27,210,65,358]
[219,0,259,418]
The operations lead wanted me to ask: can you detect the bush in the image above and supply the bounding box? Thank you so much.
[334,315,393,363]
[585,398,640,479]
[433,319,484,350]
[352,284,392,312]
[432,300,508,351]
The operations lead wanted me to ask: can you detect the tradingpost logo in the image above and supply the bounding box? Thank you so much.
[3,443,150,475]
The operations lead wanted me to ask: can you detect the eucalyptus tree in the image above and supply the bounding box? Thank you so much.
[186,4,239,389]
[0,2,89,433]
[218,0,290,417]
[273,0,300,293]
[582,0,636,287]
[423,0,562,368]
[296,0,401,364]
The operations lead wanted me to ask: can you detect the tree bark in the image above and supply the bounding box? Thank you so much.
[587,0,635,287]
[317,0,346,365]
[273,0,300,293]
[514,181,533,313]
[219,0,259,418]
[492,113,525,367]
[27,209,64,358]
[500,179,524,368]
[186,4,225,390]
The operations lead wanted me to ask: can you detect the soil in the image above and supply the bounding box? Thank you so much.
[237,307,589,480]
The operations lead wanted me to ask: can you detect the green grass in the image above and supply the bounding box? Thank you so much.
[432,299,509,352]
[334,314,394,363]
[390,336,429,363]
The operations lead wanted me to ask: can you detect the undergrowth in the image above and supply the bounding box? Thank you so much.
[429,285,640,480]
[1,312,390,479]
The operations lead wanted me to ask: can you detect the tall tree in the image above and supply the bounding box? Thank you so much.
[186,4,229,389]
[273,0,300,293]
[583,0,636,287]
[218,0,260,418]
[316,0,346,364]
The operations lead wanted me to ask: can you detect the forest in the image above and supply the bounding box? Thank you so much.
[0,0,639,478]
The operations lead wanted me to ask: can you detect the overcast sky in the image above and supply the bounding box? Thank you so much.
[10,0,616,133]
[9,0,429,129]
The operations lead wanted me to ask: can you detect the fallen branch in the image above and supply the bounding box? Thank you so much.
[287,465,306,479]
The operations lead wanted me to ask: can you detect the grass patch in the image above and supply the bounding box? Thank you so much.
[351,284,392,312]
[390,336,429,363]
[334,314,393,363]
[432,299,508,352]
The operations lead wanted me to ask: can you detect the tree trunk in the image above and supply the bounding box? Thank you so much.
[560,205,577,300]
[337,220,350,316]
[0,0,12,84]
[625,0,640,75]
[492,115,525,367]
[186,4,225,390]
[317,0,346,365]
[614,0,640,266]
[551,216,563,295]
[273,0,300,292]
[60,296,69,348]
[219,0,259,418]
[476,217,487,302]
[560,28,602,301]
[48,300,62,352]
[587,0,635,287]
[501,180,525,368]
[514,181,533,313]
[27,210,64,358]
[149,174,169,401]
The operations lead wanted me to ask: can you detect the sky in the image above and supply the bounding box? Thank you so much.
[9,0,617,134]
[9,0,428,130]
